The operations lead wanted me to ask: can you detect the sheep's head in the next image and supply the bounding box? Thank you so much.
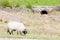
[22,29,27,35]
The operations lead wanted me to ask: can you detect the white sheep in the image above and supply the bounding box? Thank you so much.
[7,21,27,35]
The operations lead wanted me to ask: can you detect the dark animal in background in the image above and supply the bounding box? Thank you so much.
[40,10,48,15]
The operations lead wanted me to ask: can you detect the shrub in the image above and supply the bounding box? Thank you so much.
[15,3,20,7]
[0,0,10,8]
[26,3,32,9]
[0,0,20,8]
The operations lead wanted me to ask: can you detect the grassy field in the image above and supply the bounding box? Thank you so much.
[0,0,60,40]
[0,34,60,40]
[0,0,60,8]
[0,10,60,40]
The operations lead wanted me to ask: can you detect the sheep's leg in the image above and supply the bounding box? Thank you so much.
[8,31,11,35]
[20,32,22,35]
[9,30,12,35]
[8,29,12,35]
[20,31,22,35]
[7,29,9,33]
[9,32,12,35]
[12,29,16,35]
[17,31,19,35]
[7,29,11,35]
[9,30,14,35]
[11,30,13,35]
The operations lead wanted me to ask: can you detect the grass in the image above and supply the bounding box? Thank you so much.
[0,11,60,39]
[0,0,60,8]
[0,34,60,40]
[0,0,60,39]
[0,34,56,38]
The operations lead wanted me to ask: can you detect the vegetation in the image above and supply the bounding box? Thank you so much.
[0,0,60,8]
[0,11,60,39]
[26,3,32,9]
[0,34,60,40]
[0,0,60,39]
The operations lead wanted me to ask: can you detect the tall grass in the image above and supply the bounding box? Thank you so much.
[26,3,32,9]
[0,0,20,8]
[0,0,60,8]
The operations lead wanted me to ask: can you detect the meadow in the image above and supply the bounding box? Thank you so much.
[0,0,60,40]
[0,10,60,40]
[0,0,60,8]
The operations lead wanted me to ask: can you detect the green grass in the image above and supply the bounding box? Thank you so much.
[0,34,60,40]
[0,0,60,8]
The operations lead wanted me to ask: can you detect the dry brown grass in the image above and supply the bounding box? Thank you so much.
[0,10,60,39]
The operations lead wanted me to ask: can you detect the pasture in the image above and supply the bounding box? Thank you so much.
[0,9,60,40]
[0,0,60,40]
[0,0,60,8]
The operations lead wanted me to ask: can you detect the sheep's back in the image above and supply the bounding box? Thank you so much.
[7,21,26,31]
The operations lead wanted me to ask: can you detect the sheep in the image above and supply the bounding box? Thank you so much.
[40,10,48,15]
[7,21,27,35]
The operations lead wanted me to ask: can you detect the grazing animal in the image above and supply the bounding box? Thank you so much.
[40,10,48,15]
[7,21,27,35]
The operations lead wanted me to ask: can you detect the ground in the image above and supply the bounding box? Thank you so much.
[0,9,60,40]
